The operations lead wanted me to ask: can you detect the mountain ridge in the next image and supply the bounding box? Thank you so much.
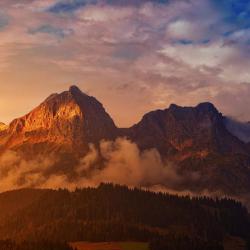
[0,85,250,198]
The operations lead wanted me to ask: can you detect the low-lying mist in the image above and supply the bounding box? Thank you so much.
[0,137,191,192]
[0,137,249,207]
[224,117,250,143]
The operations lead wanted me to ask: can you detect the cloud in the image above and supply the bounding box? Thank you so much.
[167,19,195,41]
[85,138,182,187]
[0,138,191,191]
[1,137,250,206]
[78,5,134,22]
[29,24,73,38]
[224,117,250,143]
[160,41,238,68]
[165,18,213,43]
[0,150,57,191]
[2,137,250,208]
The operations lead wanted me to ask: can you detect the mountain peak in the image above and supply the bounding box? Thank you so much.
[69,85,84,95]
[169,103,181,110]
[168,102,218,114]
[69,85,89,97]
[196,102,218,113]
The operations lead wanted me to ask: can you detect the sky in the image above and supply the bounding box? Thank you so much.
[0,0,250,127]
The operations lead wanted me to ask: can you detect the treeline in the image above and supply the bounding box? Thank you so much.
[0,240,73,250]
[0,183,249,245]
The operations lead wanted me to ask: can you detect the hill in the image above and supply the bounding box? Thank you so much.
[0,184,249,247]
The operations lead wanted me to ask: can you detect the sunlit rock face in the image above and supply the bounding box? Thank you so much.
[0,86,117,157]
[0,123,7,132]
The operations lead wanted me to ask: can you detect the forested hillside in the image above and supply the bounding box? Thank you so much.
[0,184,249,247]
[0,240,73,250]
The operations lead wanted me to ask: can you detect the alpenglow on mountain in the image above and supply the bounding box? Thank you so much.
[0,86,250,201]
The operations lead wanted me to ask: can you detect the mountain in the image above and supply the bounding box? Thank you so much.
[126,103,250,196]
[0,85,250,199]
[0,86,117,158]
[127,102,248,156]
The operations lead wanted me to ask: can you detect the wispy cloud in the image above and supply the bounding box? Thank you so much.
[29,24,73,38]
[0,138,195,192]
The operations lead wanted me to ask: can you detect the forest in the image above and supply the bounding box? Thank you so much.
[0,183,249,249]
[149,236,224,250]
[0,240,74,250]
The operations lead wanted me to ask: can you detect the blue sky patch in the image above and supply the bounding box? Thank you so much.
[0,12,9,30]
[211,0,250,29]
[48,0,169,13]
[48,0,97,13]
